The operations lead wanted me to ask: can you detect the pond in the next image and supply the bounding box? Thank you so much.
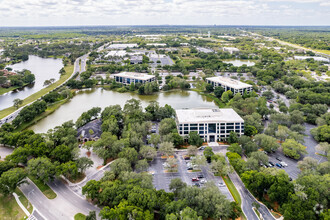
[30,88,217,133]
[223,59,255,67]
[0,55,63,110]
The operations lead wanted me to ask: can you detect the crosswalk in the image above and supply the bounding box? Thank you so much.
[27,215,37,220]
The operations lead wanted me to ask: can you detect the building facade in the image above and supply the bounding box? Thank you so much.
[175,108,244,142]
[113,72,156,85]
[206,76,253,95]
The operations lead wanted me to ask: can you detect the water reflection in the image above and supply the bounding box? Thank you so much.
[30,88,217,133]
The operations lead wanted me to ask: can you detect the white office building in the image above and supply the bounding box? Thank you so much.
[222,47,240,54]
[175,108,244,142]
[206,76,253,95]
[112,72,155,85]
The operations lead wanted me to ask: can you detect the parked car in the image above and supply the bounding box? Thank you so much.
[192,178,199,182]
[194,183,200,187]
[200,179,207,184]
[218,182,225,187]
[269,161,274,166]
[199,146,206,150]
[187,167,193,170]
[197,174,204,178]
[276,157,282,161]
[275,163,282,168]
[280,161,288,167]
[268,163,273,167]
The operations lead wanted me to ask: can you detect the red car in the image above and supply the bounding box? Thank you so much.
[191,178,199,182]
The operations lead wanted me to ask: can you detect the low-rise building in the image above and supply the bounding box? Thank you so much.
[222,47,240,54]
[206,76,253,95]
[112,72,155,85]
[175,108,244,142]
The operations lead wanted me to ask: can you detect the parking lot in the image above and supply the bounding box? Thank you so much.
[149,151,234,202]
[267,151,300,180]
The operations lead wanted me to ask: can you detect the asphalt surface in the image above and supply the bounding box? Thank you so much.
[20,177,100,220]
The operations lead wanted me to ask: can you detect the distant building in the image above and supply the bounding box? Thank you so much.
[108,44,138,49]
[206,76,253,95]
[112,72,155,85]
[130,55,143,64]
[175,108,244,142]
[222,47,240,54]
[146,43,167,47]
[294,56,329,63]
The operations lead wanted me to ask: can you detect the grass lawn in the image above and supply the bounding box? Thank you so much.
[253,208,261,218]
[74,213,86,220]
[15,98,69,132]
[15,188,33,213]
[0,64,74,119]
[314,49,330,55]
[0,85,23,96]
[29,176,57,199]
[0,191,27,220]
[223,175,242,205]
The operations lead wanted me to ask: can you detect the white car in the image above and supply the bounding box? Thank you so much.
[218,182,225,187]
[200,179,207,184]
[280,161,288,167]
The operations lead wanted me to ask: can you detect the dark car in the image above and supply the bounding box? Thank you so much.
[289,177,293,181]
[192,178,199,182]
[275,163,282,168]
[194,183,200,187]
[187,167,193,170]
[276,157,282,161]
[269,161,274,166]
[197,174,204,178]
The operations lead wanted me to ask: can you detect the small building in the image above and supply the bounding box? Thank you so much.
[206,76,253,95]
[108,43,138,49]
[175,108,244,142]
[112,72,155,85]
[130,55,143,64]
[222,47,240,54]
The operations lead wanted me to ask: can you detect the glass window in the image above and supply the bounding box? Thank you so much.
[184,131,189,135]
[190,127,198,131]
[208,123,216,133]
[199,131,204,134]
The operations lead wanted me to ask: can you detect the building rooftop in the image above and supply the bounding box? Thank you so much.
[108,43,138,49]
[206,76,253,90]
[176,108,244,123]
[112,72,155,80]
[223,47,240,52]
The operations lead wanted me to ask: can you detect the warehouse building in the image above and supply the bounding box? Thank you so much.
[175,108,244,142]
[206,76,253,95]
[112,72,155,85]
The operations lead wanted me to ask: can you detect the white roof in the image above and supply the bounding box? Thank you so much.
[176,108,244,123]
[206,76,252,90]
[146,43,167,46]
[108,44,138,49]
[223,47,240,51]
[294,56,329,62]
[105,50,127,57]
[112,72,155,80]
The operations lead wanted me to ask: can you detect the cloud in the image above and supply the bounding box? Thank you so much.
[0,0,328,26]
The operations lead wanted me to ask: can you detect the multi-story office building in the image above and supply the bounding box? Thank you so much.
[206,76,253,95]
[175,108,244,142]
[112,72,156,85]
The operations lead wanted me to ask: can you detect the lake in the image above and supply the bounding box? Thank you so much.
[223,59,255,67]
[0,55,63,110]
[30,88,217,133]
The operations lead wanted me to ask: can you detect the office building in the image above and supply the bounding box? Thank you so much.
[206,76,253,95]
[112,72,155,85]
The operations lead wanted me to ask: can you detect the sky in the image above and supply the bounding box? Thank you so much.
[0,0,329,26]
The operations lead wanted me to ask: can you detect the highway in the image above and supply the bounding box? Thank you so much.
[0,55,88,125]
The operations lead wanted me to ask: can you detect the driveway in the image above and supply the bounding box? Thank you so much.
[0,145,14,160]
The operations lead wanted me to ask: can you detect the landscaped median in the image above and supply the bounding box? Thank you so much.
[29,176,57,199]
[0,64,74,119]
[74,213,86,220]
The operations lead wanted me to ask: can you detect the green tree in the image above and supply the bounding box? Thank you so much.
[0,168,27,196]
[118,147,139,167]
[76,157,94,173]
[187,145,198,156]
[228,132,239,144]
[27,157,57,183]
[13,98,23,109]
[227,143,242,155]
[159,142,175,157]
[214,86,225,98]
[203,147,214,162]
[150,134,161,148]
[254,134,279,152]
[282,139,307,159]
[139,145,157,160]
[188,131,203,147]
[135,159,149,172]
[169,178,187,196]
[159,118,177,136]
[110,158,132,177]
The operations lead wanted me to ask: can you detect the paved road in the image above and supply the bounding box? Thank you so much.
[20,178,100,220]
[76,54,89,81]
[0,55,87,124]
[229,171,275,220]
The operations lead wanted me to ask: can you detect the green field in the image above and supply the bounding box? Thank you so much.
[0,86,23,96]
[29,176,57,199]
[0,188,32,220]
[0,64,74,119]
